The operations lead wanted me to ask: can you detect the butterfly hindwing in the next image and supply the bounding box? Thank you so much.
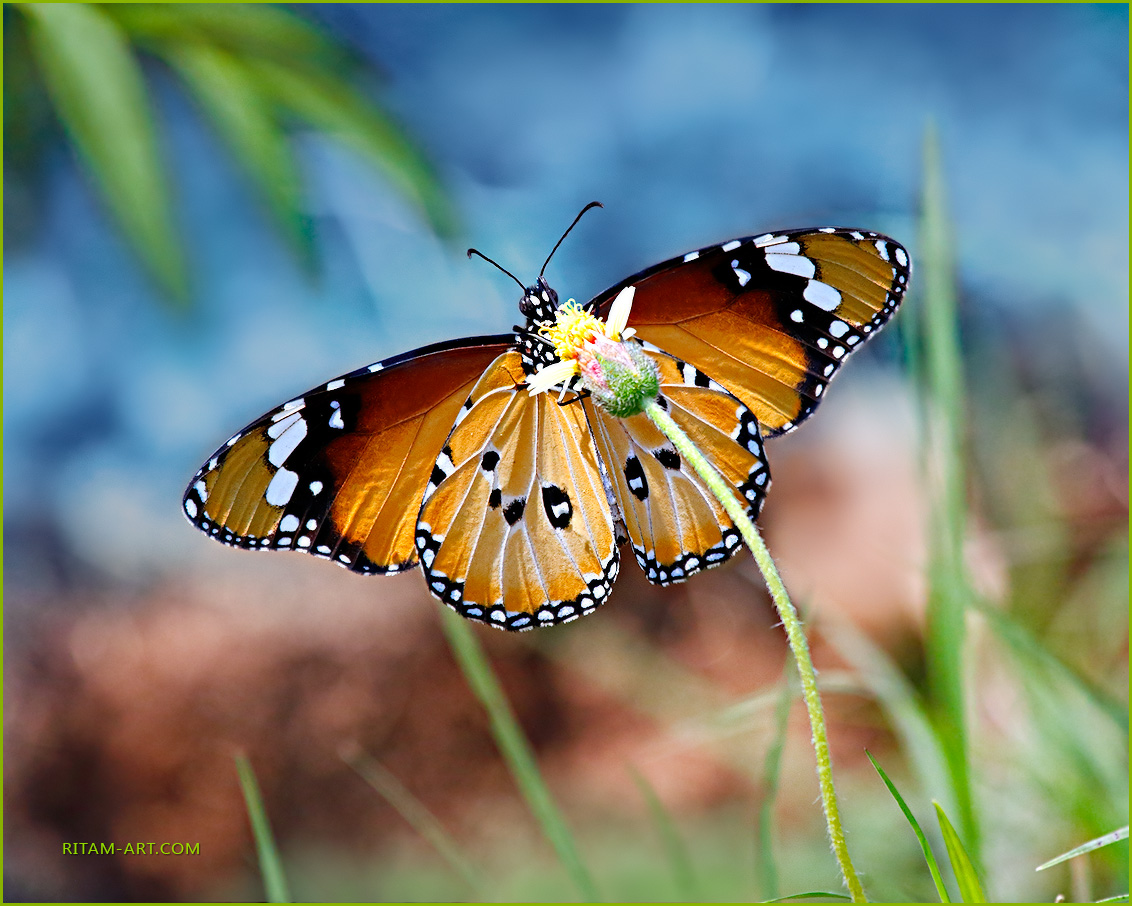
[590,228,909,437]
[182,337,512,574]
[416,351,619,630]
[584,343,770,586]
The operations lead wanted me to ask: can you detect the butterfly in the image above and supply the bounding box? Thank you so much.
[183,204,910,630]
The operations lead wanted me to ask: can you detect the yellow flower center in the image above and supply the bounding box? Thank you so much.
[539,300,608,361]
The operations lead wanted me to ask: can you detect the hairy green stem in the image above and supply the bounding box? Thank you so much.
[643,399,866,903]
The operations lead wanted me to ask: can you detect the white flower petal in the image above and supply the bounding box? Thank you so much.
[606,286,636,340]
[526,360,578,396]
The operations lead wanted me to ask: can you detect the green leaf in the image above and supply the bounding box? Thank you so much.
[1036,826,1129,872]
[20,3,187,301]
[234,752,291,903]
[107,3,347,68]
[158,40,311,262]
[867,751,952,903]
[763,891,852,902]
[918,121,980,864]
[933,800,987,903]
[246,56,458,237]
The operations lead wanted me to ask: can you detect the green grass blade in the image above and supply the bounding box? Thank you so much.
[867,751,951,903]
[933,801,987,903]
[969,594,1128,735]
[1036,826,1129,872]
[159,41,311,261]
[764,892,852,902]
[439,606,600,901]
[234,752,291,903]
[918,120,980,862]
[629,767,699,901]
[342,746,488,898]
[824,618,953,831]
[755,668,795,901]
[19,3,187,301]
[1094,894,1130,902]
[247,56,457,238]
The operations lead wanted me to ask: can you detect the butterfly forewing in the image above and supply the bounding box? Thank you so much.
[590,228,909,437]
[584,344,770,586]
[183,337,511,573]
[416,351,619,630]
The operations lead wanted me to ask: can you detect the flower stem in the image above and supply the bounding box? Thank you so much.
[643,399,866,903]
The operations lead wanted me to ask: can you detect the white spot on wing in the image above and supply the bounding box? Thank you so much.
[895,246,908,267]
[268,411,302,436]
[184,498,198,518]
[804,280,841,311]
[279,514,300,533]
[309,480,323,495]
[268,416,307,466]
[265,468,299,506]
[765,252,816,279]
[721,239,741,252]
[326,379,345,391]
[683,250,700,262]
[436,449,455,476]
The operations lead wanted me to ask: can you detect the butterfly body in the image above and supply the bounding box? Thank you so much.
[184,224,909,630]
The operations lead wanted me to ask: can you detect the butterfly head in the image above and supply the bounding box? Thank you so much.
[519,276,560,324]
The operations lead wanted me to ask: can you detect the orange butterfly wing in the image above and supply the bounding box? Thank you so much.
[591,228,910,436]
[184,224,910,632]
[415,351,620,630]
[183,337,512,574]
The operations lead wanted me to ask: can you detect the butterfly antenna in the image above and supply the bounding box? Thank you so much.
[540,201,603,277]
[467,248,525,292]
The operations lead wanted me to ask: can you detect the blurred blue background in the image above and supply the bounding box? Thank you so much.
[4,4,1127,901]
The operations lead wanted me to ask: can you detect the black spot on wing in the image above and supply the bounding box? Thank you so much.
[503,497,526,526]
[624,455,649,501]
[488,488,502,509]
[541,484,573,530]
[654,446,680,470]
